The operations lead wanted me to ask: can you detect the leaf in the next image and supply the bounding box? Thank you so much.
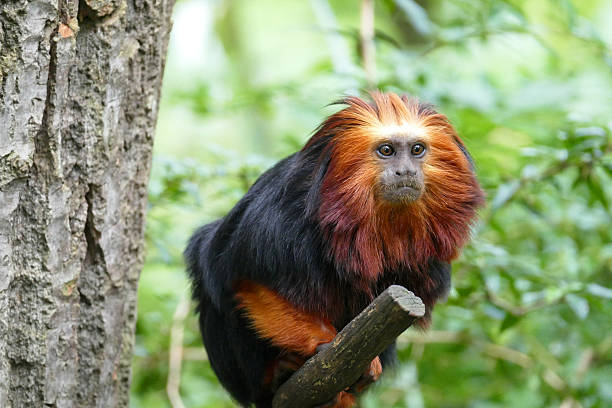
[521,146,554,157]
[555,149,569,161]
[586,175,609,211]
[491,180,521,209]
[586,283,612,299]
[575,126,606,138]
[483,304,506,320]
[521,164,540,180]
[500,313,520,333]
[566,294,589,320]
[394,0,433,36]
[454,286,473,298]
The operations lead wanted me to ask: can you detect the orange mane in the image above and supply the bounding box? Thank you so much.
[305,92,485,285]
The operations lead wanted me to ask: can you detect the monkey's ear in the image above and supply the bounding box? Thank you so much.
[304,146,333,218]
[453,136,476,170]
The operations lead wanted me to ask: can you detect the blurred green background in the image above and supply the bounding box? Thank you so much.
[130,0,612,407]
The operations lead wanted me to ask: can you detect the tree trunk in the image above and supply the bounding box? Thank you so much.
[0,0,174,406]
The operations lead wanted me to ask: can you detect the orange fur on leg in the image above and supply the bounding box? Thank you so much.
[235,281,337,356]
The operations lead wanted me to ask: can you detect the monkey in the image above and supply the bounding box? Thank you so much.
[185,91,485,407]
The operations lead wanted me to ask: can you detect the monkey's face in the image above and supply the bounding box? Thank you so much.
[314,93,480,226]
[373,136,426,203]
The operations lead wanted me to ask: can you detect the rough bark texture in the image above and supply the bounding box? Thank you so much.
[272,285,425,408]
[0,0,174,406]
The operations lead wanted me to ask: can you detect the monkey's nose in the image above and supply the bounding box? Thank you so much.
[395,168,417,177]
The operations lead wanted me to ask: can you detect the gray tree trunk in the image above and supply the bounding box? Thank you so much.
[0,0,174,406]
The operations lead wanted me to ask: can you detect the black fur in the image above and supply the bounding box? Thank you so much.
[184,145,452,407]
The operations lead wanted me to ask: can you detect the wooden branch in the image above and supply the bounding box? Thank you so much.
[272,285,425,408]
[360,0,376,86]
[166,295,190,408]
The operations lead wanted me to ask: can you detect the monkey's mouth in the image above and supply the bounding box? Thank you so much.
[380,182,423,203]
[394,183,421,192]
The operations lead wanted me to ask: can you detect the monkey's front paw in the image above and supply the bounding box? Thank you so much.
[347,356,382,395]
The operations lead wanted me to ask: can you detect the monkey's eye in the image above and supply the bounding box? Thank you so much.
[377,144,395,157]
[411,143,426,157]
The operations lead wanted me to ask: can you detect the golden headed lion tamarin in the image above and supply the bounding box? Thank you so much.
[185,91,484,407]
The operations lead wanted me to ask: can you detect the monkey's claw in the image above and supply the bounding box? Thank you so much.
[347,356,382,395]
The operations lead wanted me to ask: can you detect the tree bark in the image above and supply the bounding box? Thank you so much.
[0,0,174,406]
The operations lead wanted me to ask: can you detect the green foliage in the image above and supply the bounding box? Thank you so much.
[132,0,612,406]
